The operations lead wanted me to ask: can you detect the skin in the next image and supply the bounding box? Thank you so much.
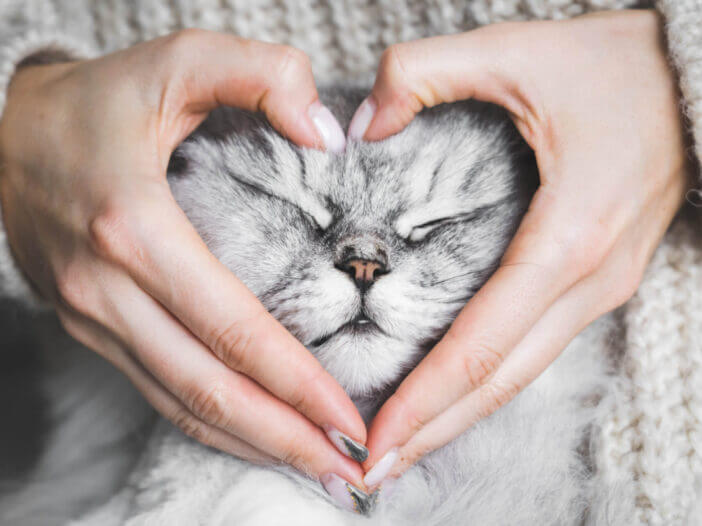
[0,30,367,488]
[0,8,692,503]
[354,9,693,485]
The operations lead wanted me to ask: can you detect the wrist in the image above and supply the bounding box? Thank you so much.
[5,60,78,105]
[0,31,93,124]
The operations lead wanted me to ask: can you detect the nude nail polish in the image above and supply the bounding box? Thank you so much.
[323,425,369,462]
[308,101,346,153]
[347,97,377,141]
[320,473,375,515]
[363,447,399,488]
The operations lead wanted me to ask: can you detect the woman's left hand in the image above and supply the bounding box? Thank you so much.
[348,10,692,488]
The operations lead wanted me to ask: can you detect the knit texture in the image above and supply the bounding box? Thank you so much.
[656,0,702,203]
[600,218,702,525]
[0,1,700,524]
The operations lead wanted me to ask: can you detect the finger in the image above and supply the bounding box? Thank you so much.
[56,305,275,465]
[88,192,367,454]
[348,24,542,142]
[109,276,362,484]
[361,189,618,472]
[364,190,677,483]
[141,30,345,152]
[56,257,365,479]
[388,269,604,479]
[82,267,365,485]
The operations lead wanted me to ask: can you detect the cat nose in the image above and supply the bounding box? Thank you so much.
[338,258,388,292]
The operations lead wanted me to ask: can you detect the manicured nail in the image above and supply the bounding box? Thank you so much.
[308,101,346,153]
[320,473,375,515]
[363,447,399,488]
[347,97,377,141]
[323,425,369,462]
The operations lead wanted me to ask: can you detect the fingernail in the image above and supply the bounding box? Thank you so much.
[323,425,369,463]
[347,97,377,141]
[308,101,346,153]
[363,447,399,488]
[320,473,376,515]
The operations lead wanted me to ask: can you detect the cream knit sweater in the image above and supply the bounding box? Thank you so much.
[0,1,700,524]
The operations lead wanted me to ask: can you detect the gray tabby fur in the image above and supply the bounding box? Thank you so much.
[0,88,632,525]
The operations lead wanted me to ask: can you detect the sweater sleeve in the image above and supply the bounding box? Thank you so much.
[0,0,95,120]
[0,0,95,304]
[656,0,702,204]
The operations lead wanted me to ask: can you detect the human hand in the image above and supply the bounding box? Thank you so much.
[347,10,692,488]
[0,30,368,492]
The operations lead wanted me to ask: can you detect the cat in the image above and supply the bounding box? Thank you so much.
[0,88,629,525]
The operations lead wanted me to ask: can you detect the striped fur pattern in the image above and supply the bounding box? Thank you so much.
[1,89,629,525]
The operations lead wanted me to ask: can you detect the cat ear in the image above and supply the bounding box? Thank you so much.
[167,107,273,180]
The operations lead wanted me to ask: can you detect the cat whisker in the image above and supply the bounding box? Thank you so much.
[468,147,534,168]
[410,295,474,305]
[425,271,486,286]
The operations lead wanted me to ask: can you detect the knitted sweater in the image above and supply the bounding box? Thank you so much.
[0,1,700,525]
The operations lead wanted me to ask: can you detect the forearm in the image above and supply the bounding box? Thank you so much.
[0,1,97,304]
[0,2,77,304]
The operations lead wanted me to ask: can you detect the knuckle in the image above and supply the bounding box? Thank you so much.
[611,276,638,309]
[462,342,504,388]
[582,224,617,272]
[286,367,323,415]
[280,448,306,473]
[478,380,519,415]
[553,223,614,281]
[187,383,229,428]
[286,380,312,415]
[55,264,95,315]
[272,46,311,84]
[388,391,427,435]
[208,311,265,373]
[404,442,432,467]
[379,44,408,84]
[88,202,133,261]
[172,408,213,446]
[377,44,425,116]
[214,322,254,370]
[608,263,644,310]
[164,28,208,56]
[279,434,312,474]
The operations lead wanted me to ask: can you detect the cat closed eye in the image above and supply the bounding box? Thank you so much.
[231,174,333,231]
[407,213,477,243]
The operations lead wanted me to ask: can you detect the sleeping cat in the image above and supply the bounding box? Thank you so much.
[0,88,629,525]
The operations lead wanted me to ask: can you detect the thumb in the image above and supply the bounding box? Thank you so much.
[151,29,345,153]
[348,23,538,142]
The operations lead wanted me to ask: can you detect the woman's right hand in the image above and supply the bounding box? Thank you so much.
[0,30,367,491]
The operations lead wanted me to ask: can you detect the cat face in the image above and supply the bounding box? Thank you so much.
[168,90,537,404]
